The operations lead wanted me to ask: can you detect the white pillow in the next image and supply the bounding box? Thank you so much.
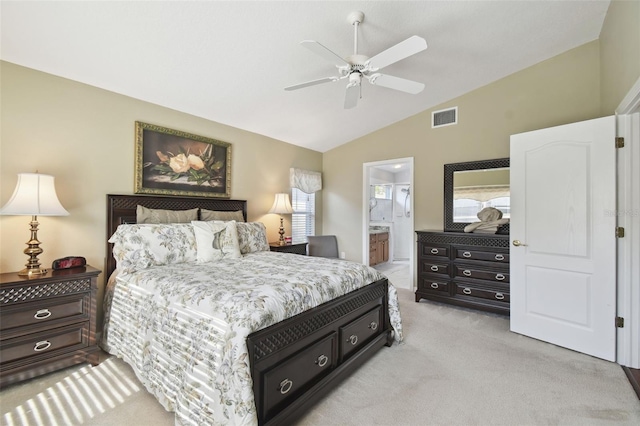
[191,220,241,262]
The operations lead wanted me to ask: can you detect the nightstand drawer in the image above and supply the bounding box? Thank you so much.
[0,293,90,332]
[0,323,89,365]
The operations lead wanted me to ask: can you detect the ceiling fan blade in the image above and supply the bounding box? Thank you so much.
[301,40,350,67]
[369,73,425,94]
[344,83,359,109]
[367,35,427,71]
[285,76,338,91]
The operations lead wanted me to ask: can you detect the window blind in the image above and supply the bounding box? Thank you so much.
[291,188,315,243]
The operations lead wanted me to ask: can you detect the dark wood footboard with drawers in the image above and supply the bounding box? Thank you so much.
[248,278,392,426]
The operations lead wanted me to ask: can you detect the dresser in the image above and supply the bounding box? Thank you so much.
[415,231,510,315]
[0,266,101,387]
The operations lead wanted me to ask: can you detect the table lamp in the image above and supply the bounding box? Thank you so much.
[268,193,294,245]
[0,173,69,276]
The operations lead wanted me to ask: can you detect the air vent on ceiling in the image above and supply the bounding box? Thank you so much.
[432,107,458,128]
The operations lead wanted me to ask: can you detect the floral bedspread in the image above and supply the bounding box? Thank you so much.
[102,251,403,425]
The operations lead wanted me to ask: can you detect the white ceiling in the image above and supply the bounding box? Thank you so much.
[1,1,610,153]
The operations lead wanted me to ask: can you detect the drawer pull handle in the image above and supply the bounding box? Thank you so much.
[349,335,358,346]
[462,251,472,258]
[462,288,472,295]
[495,274,505,281]
[495,254,505,261]
[463,270,472,276]
[279,379,293,395]
[33,340,52,352]
[316,355,328,367]
[369,321,378,331]
[430,282,439,289]
[430,265,439,272]
[34,309,52,320]
[495,293,505,300]
[430,248,439,254]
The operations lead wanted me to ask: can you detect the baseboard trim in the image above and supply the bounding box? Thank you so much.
[622,366,640,400]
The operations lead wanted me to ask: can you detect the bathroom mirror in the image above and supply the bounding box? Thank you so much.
[444,158,510,233]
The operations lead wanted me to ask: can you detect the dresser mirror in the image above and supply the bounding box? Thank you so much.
[444,158,510,233]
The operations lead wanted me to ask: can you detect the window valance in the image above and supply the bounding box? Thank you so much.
[290,168,322,194]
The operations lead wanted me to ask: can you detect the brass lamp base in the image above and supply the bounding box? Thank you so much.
[17,215,48,277]
[18,266,48,277]
[278,216,286,245]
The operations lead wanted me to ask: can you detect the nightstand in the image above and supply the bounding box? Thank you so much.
[269,242,308,255]
[0,265,101,388]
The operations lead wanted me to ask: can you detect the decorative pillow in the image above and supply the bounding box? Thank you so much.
[200,209,245,222]
[236,222,270,254]
[191,221,242,262]
[108,223,197,273]
[136,205,198,224]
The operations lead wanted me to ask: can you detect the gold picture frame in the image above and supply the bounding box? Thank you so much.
[134,121,231,198]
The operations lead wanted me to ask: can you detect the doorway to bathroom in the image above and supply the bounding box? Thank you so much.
[363,157,414,290]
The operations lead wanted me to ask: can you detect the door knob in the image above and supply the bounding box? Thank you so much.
[512,240,527,247]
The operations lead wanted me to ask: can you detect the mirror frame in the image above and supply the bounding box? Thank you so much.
[444,157,510,233]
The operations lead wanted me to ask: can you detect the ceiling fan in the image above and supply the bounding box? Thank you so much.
[285,11,428,109]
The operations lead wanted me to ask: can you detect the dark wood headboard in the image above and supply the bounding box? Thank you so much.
[106,194,247,277]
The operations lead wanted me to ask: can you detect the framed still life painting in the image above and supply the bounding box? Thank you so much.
[134,121,231,198]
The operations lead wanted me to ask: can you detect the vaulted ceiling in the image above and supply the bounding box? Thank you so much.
[1,1,610,152]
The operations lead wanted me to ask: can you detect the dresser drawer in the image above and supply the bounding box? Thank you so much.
[339,306,382,360]
[454,282,510,304]
[454,248,509,264]
[263,332,335,420]
[418,278,450,295]
[0,293,89,332]
[0,323,89,365]
[454,265,509,283]
[420,260,449,276]
[419,244,448,258]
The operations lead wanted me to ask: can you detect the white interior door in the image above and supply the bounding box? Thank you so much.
[510,116,616,361]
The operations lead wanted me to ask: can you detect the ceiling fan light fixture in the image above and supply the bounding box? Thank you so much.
[285,10,428,109]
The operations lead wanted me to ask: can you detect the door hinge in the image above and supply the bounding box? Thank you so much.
[616,227,625,238]
[616,316,624,328]
[616,137,625,148]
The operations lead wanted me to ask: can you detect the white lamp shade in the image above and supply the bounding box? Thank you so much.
[0,173,69,216]
[268,193,294,214]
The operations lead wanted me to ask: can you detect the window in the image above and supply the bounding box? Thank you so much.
[372,184,392,200]
[453,197,511,222]
[291,188,315,243]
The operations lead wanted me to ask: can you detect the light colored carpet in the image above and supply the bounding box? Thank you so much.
[2,288,639,425]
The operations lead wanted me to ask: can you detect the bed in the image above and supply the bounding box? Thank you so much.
[102,194,402,425]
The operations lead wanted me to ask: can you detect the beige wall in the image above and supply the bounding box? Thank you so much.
[599,0,640,114]
[0,62,322,287]
[322,41,601,262]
